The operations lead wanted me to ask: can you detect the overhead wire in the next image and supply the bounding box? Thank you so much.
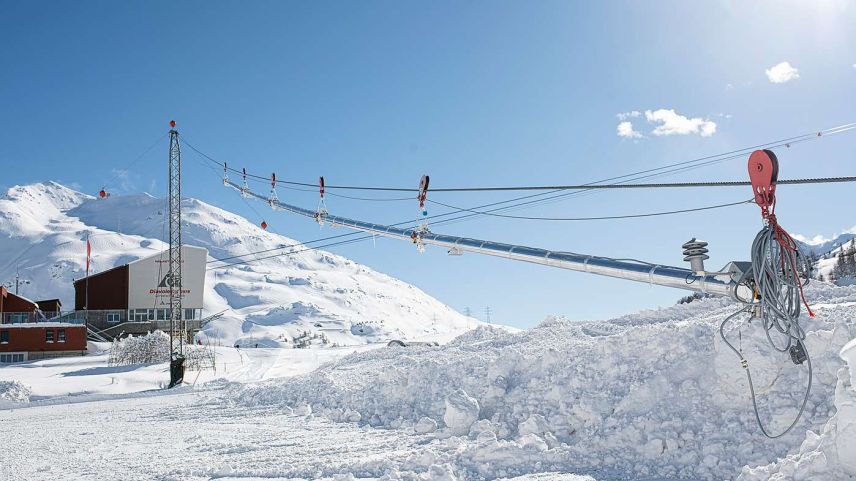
[183,122,855,194]
[195,122,855,267]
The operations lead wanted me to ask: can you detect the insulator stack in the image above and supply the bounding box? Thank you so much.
[682,238,710,273]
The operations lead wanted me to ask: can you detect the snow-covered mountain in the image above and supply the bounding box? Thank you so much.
[794,228,856,283]
[0,181,480,346]
[794,229,856,258]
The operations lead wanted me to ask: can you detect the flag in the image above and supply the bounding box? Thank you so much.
[86,238,91,276]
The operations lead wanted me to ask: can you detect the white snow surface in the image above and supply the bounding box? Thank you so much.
[237,283,856,480]
[0,182,481,345]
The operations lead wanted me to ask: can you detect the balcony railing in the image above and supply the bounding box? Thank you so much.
[1,311,84,325]
[1,310,203,329]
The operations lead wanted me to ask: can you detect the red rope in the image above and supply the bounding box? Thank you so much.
[764,210,815,318]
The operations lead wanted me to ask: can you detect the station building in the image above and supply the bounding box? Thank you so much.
[73,246,208,339]
[1,286,86,362]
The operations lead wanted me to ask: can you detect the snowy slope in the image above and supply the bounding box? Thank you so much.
[238,283,856,480]
[0,181,480,346]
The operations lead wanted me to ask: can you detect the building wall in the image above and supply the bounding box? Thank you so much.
[127,246,207,311]
[74,265,129,310]
[2,292,38,312]
[0,324,87,353]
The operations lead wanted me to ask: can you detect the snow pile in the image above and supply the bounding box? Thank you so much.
[0,182,479,346]
[238,283,856,480]
[0,381,31,403]
[737,338,856,480]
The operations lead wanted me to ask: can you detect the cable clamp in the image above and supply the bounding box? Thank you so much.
[648,265,659,286]
[740,359,748,369]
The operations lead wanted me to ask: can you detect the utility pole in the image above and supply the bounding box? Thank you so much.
[484,306,491,324]
[167,121,184,360]
[5,268,31,296]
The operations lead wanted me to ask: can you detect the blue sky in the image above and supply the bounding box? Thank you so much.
[2,1,855,327]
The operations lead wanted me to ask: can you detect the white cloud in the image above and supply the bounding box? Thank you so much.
[643,109,717,137]
[853,63,856,70]
[616,111,640,121]
[765,61,800,83]
[616,121,643,139]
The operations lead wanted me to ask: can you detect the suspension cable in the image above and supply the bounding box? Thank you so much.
[183,122,854,193]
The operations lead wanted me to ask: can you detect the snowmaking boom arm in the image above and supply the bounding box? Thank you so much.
[226,180,754,301]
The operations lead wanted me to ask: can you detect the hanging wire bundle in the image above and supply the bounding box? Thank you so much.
[720,149,816,438]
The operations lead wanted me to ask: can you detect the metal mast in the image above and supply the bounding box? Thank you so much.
[167,120,184,357]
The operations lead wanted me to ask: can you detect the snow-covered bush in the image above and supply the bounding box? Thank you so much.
[108,331,170,366]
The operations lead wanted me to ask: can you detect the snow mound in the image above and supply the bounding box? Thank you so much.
[0,381,31,404]
[738,338,856,480]
[237,283,856,480]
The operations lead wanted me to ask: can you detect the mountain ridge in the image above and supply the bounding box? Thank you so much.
[0,181,480,346]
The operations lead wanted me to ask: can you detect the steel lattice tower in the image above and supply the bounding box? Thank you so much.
[168,122,184,357]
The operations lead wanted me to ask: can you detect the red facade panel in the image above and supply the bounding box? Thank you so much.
[74,265,129,310]
[1,292,38,312]
[0,325,87,353]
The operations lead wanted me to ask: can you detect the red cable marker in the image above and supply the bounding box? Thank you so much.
[418,175,430,214]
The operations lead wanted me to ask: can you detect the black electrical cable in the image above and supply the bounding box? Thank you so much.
[183,123,854,194]
[426,198,755,221]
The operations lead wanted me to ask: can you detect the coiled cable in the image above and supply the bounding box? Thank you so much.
[721,222,814,438]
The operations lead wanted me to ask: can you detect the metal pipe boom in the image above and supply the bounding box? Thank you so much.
[229,181,749,300]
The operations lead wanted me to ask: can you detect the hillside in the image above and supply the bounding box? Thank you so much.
[0,181,480,346]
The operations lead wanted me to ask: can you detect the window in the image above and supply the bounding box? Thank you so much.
[45,329,54,343]
[107,312,121,323]
[184,309,196,320]
[0,353,25,363]
[156,309,168,321]
[148,309,155,321]
[133,310,148,322]
[0,330,8,344]
[58,329,66,343]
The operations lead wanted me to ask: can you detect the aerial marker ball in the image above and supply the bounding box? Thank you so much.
[261,221,268,230]
[170,120,176,128]
[99,189,107,198]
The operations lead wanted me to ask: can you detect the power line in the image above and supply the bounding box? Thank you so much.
[183,123,854,194]
[426,198,754,221]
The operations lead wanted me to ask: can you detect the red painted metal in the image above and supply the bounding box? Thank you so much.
[748,149,779,217]
[418,175,430,209]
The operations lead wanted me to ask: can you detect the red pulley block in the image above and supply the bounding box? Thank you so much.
[99,189,107,199]
[169,120,176,128]
[748,149,779,216]
[260,221,268,230]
